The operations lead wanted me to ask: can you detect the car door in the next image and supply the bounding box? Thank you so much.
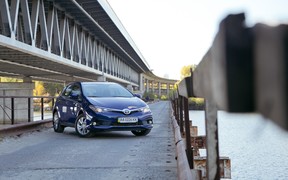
[56,84,73,125]
[56,83,81,125]
[64,83,82,124]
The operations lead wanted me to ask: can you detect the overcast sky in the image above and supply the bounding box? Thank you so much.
[106,0,288,80]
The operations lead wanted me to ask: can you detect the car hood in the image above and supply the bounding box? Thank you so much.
[87,97,147,110]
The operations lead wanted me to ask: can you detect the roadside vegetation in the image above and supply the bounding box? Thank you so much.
[142,91,168,102]
[170,64,205,110]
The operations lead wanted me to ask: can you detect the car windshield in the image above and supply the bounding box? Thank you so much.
[82,83,134,98]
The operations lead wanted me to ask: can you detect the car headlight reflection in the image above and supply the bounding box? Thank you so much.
[140,106,151,113]
[89,105,108,113]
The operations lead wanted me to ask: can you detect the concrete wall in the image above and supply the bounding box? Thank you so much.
[0,83,34,124]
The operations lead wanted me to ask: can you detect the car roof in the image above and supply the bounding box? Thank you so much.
[80,82,118,85]
[66,82,117,85]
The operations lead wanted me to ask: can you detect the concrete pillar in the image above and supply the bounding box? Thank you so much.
[139,74,144,93]
[146,79,149,92]
[167,83,170,95]
[151,81,154,94]
[0,82,35,124]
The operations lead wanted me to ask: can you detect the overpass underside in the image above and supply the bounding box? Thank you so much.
[0,0,144,87]
[0,0,177,97]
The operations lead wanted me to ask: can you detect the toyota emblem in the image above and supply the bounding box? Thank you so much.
[123,109,131,115]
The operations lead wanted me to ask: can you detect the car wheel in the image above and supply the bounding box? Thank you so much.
[75,114,93,137]
[53,112,65,133]
[131,129,151,136]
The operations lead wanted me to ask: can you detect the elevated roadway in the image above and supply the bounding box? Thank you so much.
[0,0,177,94]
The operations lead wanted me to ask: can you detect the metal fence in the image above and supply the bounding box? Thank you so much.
[171,12,288,180]
[0,96,56,125]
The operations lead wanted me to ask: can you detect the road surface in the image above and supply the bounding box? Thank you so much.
[0,101,177,180]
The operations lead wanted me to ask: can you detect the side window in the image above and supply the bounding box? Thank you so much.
[70,84,81,97]
[62,85,73,97]
[62,84,81,98]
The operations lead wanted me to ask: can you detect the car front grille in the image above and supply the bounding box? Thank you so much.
[94,120,142,126]
[111,121,142,126]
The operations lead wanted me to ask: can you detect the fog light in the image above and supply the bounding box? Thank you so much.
[92,122,97,126]
[148,120,153,124]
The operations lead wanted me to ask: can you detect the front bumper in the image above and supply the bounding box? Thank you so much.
[86,111,153,132]
[88,123,153,132]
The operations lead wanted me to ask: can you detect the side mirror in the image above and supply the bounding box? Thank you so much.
[133,93,141,98]
[70,92,80,99]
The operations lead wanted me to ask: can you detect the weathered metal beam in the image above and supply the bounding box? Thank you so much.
[179,96,184,134]
[211,13,254,112]
[184,97,193,168]
[193,13,254,112]
[178,76,194,98]
[254,24,288,130]
[205,99,220,179]
[193,50,213,100]
[170,104,195,180]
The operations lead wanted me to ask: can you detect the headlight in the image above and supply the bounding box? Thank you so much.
[140,106,151,113]
[89,105,107,113]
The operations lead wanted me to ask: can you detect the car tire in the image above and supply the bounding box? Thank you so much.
[75,114,93,138]
[53,112,65,133]
[131,129,151,136]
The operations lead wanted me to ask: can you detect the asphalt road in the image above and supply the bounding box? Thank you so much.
[0,101,177,180]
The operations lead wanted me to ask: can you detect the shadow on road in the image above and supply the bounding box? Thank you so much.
[59,128,145,139]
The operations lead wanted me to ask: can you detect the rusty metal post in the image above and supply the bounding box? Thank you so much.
[41,97,44,120]
[184,97,193,168]
[28,97,31,122]
[174,99,177,118]
[11,97,14,125]
[179,96,184,134]
[205,99,220,179]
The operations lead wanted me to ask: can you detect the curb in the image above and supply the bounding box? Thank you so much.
[0,119,52,138]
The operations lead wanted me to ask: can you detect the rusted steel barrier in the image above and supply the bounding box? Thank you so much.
[194,13,288,129]
[171,12,288,180]
[173,76,231,179]
[170,99,202,180]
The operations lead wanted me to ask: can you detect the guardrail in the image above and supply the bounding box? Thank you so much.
[171,12,288,179]
[0,95,56,124]
[171,80,231,179]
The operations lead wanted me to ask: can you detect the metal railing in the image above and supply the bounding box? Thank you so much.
[171,12,288,179]
[0,96,56,125]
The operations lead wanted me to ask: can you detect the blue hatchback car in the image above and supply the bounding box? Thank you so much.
[53,82,153,137]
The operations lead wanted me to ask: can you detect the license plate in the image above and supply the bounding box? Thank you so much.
[118,117,138,123]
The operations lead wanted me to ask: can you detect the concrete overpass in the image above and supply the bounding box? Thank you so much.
[0,0,177,96]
